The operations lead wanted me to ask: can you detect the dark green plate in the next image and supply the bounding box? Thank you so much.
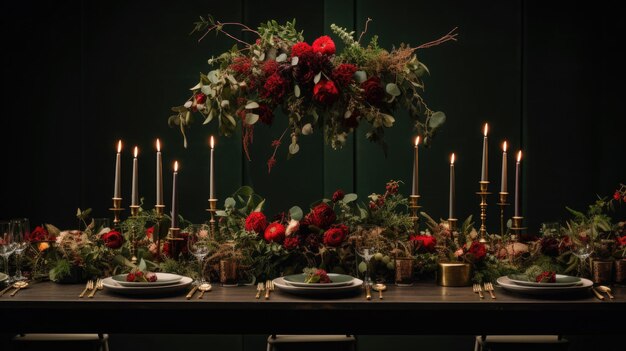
[282,273,355,287]
[507,274,582,287]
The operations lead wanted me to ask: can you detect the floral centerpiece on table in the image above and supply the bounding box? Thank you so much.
[170,17,456,171]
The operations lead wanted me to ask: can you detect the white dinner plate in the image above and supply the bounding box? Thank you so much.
[282,273,355,288]
[102,276,192,296]
[0,272,7,282]
[272,276,363,296]
[111,272,183,287]
[496,275,592,296]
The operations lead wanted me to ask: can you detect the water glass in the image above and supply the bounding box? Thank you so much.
[11,218,30,281]
[0,221,16,283]
[186,224,211,284]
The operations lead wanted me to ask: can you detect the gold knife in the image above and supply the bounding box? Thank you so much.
[591,287,605,301]
[366,284,371,300]
[186,285,199,300]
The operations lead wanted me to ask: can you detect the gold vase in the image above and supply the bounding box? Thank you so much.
[591,259,613,285]
[394,258,414,286]
[436,262,472,287]
[614,259,626,284]
[219,259,238,287]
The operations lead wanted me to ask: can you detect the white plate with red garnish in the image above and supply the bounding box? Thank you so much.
[273,269,362,296]
[506,273,582,287]
[496,275,592,296]
[111,272,183,287]
[282,272,355,288]
[102,275,193,295]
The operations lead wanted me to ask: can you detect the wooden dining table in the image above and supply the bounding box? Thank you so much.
[0,281,624,335]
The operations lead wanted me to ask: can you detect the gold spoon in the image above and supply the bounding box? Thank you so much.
[197,283,212,299]
[10,281,29,297]
[596,285,614,299]
[372,283,387,300]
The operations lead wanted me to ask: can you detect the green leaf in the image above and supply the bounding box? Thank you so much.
[203,109,215,125]
[245,113,259,125]
[429,111,446,129]
[314,72,322,84]
[294,84,301,97]
[224,113,236,126]
[354,71,367,83]
[342,193,358,203]
[138,258,147,271]
[254,199,266,212]
[276,53,287,62]
[224,197,236,208]
[208,70,220,84]
[216,210,227,217]
[245,101,259,109]
[289,206,304,221]
[385,83,401,97]
[302,123,313,135]
[189,82,202,90]
[236,186,254,197]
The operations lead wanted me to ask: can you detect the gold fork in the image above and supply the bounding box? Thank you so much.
[88,279,103,298]
[473,283,484,299]
[79,280,93,298]
[484,282,496,299]
[255,282,265,299]
[265,280,271,300]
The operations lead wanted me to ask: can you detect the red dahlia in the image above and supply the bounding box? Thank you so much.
[313,80,339,105]
[312,35,336,55]
[323,224,348,247]
[262,60,279,76]
[230,56,252,75]
[361,77,385,106]
[261,72,290,104]
[291,41,313,57]
[245,212,268,234]
[283,236,301,250]
[468,241,487,261]
[332,63,357,87]
[264,222,286,243]
[409,234,437,253]
[307,203,336,229]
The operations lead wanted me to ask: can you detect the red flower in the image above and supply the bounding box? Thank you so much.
[27,226,49,242]
[230,56,252,75]
[264,222,286,243]
[323,224,348,247]
[536,271,556,283]
[261,72,290,103]
[332,63,357,87]
[194,93,207,105]
[410,234,437,253]
[283,236,301,250]
[126,272,136,282]
[468,241,487,261]
[313,80,339,105]
[361,77,385,106]
[614,191,622,201]
[307,203,336,229]
[291,41,313,57]
[146,226,154,239]
[261,60,279,76]
[385,181,400,195]
[617,236,626,247]
[332,189,345,202]
[245,212,268,234]
[102,230,123,249]
[312,36,336,55]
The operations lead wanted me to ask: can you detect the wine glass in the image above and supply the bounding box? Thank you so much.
[11,218,30,281]
[570,222,594,277]
[0,221,17,283]
[186,224,211,284]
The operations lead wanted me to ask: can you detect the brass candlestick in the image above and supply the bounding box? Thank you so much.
[476,181,490,243]
[109,198,124,225]
[447,218,458,233]
[497,192,509,237]
[409,195,421,234]
[206,198,218,238]
[153,205,165,262]
[129,205,140,217]
[510,216,526,242]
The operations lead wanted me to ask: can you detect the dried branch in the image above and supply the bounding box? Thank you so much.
[417,27,458,49]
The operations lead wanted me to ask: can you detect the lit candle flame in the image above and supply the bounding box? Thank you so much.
[415,136,420,146]
[134,146,138,158]
[210,135,215,149]
[117,140,122,153]
[483,123,489,137]
[174,161,179,172]
[517,150,522,162]
[156,139,161,152]
[451,153,455,164]
[503,141,507,152]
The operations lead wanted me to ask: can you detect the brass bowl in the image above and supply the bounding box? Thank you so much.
[436,262,472,287]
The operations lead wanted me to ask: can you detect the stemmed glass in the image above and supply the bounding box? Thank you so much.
[0,221,17,283]
[186,224,211,285]
[356,245,377,287]
[11,218,30,281]
[569,222,594,277]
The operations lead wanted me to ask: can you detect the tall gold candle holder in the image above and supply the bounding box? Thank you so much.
[109,198,124,225]
[510,216,526,242]
[497,192,509,238]
[447,218,458,233]
[476,181,490,243]
[409,195,421,234]
[166,227,183,258]
[129,205,140,217]
[206,198,219,238]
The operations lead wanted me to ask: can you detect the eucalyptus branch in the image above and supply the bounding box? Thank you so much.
[417,27,458,49]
